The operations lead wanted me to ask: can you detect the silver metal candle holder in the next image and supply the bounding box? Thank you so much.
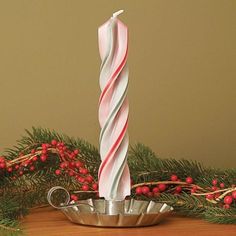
[47,186,173,227]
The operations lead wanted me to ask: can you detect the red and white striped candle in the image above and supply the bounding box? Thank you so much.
[98,10,130,201]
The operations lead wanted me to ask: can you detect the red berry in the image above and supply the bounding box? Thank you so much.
[92,183,98,191]
[68,170,74,176]
[142,186,150,195]
[80,168,88,175]
[59,149,64,155]
[31,149,36,154]
[212,179,218,186]
[0,162,6,169]
[41,143,48,150]
[55,169,61,175]
[0,156,5,162]
[191,188,196,194]
[15,165,20,170]
[77,177,85,183]
[206,194,214,200]
[69,162,75,168]
[60,162,65,169]
[232,191,236,199]
[32,156,38,162]
[51,140,57,146]
[85,176,93,183]
[71,194,78,201]
[220,183,225,188]
[60,162,68,169]
[40,155,47,162]
[171,175,178,181]
[69,153,75,159]
[83,168,88,174]
[224,196,233,205]
[175,186,182,193]
[158,184,167,192]
[24,160,31,166]
[75,161,83,168]
[7,167,13,172]
[82,184,89,191]
[223,204,230,209]
[74,149,80,155]
[42,149,47,155]
[135,187,143,195]
[186,177,193,184]
[211,186,218,191]
[152,187,160,193]
[60,163,65,169]
[19,170,24,176]
[30,166,35,171]
[192,186,198,190]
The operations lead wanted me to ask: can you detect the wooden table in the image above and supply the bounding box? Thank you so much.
[22,207,236,236]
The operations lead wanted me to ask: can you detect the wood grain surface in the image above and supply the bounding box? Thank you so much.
[21,207,236,236]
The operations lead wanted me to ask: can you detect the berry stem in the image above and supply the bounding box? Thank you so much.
[216,187,236,200]
[131,181,202,189]
[192,187,234,197]
[73,190,98,193]
[0,224,20,232]
[7,147,64,166]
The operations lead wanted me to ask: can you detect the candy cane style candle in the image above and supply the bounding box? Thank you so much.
[98,10,130,201]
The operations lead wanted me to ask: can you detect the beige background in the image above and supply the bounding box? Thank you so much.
[0,0,235,168]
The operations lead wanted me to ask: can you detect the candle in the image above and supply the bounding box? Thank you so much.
[98,10,130,201]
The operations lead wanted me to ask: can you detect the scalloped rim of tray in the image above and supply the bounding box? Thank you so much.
[59,198,173,227]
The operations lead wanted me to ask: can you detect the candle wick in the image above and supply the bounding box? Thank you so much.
[112,10,124,18]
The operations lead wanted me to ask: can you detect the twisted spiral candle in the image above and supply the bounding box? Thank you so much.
[98,10,130,201]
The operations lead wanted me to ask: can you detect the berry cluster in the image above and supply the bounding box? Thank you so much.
[135,175,195,197]
[134,175,236,209]
[2,146,236,209]
[0,139,98,201]
[206,179,236,209]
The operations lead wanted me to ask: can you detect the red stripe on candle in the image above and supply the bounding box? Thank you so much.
[98,118,128,179]
[99,47,128,105]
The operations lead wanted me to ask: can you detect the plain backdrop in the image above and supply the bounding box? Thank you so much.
[0,0,235,168]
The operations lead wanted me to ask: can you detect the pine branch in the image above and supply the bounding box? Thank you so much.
[0,127,236,236]
[129,143,236,187]
[0,197,23,236]
[204,207,236,224]
[157,193,211,216]
[0,219,21,236]
[0,127,101,234]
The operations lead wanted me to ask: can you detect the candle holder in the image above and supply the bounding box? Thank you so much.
[47,186,173,227]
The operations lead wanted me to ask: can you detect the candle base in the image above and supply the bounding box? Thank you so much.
[105,200,125,215]
[47,186,173,227]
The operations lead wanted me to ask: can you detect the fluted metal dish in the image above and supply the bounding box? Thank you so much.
[47,186,173,227]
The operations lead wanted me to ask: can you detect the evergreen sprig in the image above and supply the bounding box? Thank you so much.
[0,127,235,235]
[129,144,236,224]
